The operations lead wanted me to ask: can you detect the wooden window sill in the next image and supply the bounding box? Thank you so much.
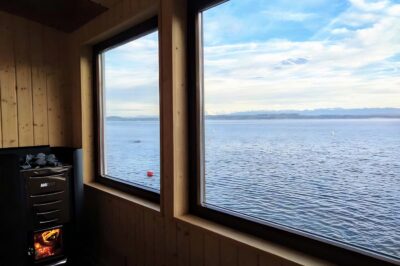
[176,214,333,266]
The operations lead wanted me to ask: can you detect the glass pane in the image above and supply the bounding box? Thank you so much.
[102,31,160,191]
[202,0,400,259]
[34,227,63,261]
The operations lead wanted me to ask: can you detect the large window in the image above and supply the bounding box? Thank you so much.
[190,0,399,264]
[94,17,160,201]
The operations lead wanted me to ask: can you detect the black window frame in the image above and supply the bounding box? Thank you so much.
[93,16,160,203]
[187,1,398,265]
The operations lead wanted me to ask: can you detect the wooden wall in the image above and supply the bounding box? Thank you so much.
[70,0,329,265]
[0,11,72,148]
[83,184,316,266]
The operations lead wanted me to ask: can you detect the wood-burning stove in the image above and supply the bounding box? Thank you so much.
[25,166,71,265]
[0,146,79,266]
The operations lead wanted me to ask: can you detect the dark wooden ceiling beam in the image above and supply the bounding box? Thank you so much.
[0,0,108,32]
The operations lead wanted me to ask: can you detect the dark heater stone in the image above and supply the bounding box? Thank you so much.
[20,152,63,169]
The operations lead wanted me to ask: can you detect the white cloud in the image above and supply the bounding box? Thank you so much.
[103,1,400,116]
[203,1,400,114]
[262,10,316,21]
[104,68,158,91]
[331,27,351,35]
[106,102,159,117]
[348,0,390,11]
[103,31,160,116]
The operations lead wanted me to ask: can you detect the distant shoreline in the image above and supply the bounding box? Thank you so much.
[106,115,400,121]
[107,108,400,121]
[204,114,400,120]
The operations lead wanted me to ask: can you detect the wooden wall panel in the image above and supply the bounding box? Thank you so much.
[45,29,71,147]
[144,211,155,266]
[30,22,49,145]
[79,46,95,181]
[220,239,239,266]
[83,187,321,266]
[204,234,220,266]
[69,36,82,148]
[189,227,204,266]
[135,207,146,266]
[238,246,259,266]
[154,215,166,266]
[177,222,190,266]
[0,12,19,148]
[165,218,178,266]
[0,11,72,148]
[15,16,34,146]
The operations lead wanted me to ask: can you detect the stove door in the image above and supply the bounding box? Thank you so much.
[32,226,64,263]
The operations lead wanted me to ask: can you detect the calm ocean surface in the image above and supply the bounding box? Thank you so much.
[106,119,400,259]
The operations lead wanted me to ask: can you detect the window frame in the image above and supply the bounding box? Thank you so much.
[187,1,398,265]
[93,16,160,203]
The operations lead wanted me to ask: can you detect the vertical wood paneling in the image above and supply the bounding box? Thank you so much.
[83,188,313,266]
[238,246,259,266]
[154,215,166,266]
[135,207,146,266]
[160,0,175,219]
[30,22,49,145]
[15,17,34,146]
[59,40,72,147]
[44,28,59,146]
[189,228,204,266]
[80,46,95,181]
[144,210,155,266]
[69,36,82,148]
[0,12,19,147]
[259,253,298,266]
[119,201,130,266]
[204,234,220,266]
[0,11,71,148]
[220,239,239,266]
[124,203,137,266]
[177,222,190,266]
[45,29,68,147]
[165,218,178,266]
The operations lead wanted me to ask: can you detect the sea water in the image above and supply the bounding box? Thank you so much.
[105,119,400,259]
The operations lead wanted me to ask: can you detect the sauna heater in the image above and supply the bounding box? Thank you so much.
[0,146,79,266]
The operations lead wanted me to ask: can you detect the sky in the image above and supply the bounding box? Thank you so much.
[104,31,159,117]
[104,0,400,117]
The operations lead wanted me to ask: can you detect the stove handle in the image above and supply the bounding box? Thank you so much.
[39,218,59,224]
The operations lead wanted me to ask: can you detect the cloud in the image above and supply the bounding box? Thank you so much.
[262,10,316,21]
[280,58,309,66]
[106,102,159,117]
[348,0,390,11]
[331,27,351,35]
[102,1,400,116]
[103,31,160,116]
[202,0,400,114]
[104,68,158,91]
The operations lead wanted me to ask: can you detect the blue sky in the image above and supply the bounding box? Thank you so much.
[202,0,349,44]
[104,31,159,117]
[104,0,400,116]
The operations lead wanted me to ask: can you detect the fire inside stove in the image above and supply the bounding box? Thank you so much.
[34,227,63,260]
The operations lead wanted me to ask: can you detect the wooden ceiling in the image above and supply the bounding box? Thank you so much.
[0,0,109,32]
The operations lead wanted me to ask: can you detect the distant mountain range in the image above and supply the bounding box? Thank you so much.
[209,108,400,120]
[107,108,400,121]
[107,116,159,121]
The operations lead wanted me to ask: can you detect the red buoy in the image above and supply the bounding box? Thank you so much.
[147,170,154,177]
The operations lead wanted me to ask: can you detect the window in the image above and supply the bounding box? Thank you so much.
[94,17,160,201]
[189,0,399,264]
